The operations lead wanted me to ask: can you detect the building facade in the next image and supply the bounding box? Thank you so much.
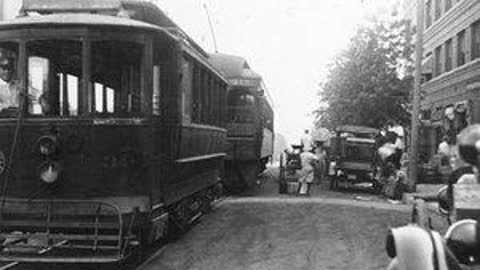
[419,0,480,162]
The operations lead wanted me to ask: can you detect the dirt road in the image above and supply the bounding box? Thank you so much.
[139,166,410,270]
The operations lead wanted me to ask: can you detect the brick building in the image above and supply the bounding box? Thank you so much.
[417,0,480,162]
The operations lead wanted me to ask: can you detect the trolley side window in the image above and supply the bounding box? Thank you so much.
[152,65,161,115]
[27,40,82,116]
[94,83,114,113]
[262,99,274,131]
[190,63,225,126]
[181,57,193,123]
[91,41,143,115]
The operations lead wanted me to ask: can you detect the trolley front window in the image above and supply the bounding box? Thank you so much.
[27,40,82,116]
[91,41,143,115]
[0,42,19,117]
[228,89,256,106]
[227,88,256,123]
[21,39,145,117]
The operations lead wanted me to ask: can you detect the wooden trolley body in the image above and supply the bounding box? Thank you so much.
[209,53,274,193]
[0,0,227,263]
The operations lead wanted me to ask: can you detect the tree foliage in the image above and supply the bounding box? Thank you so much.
[314,20,414,130]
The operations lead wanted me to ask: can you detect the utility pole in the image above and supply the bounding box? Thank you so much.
[408,0,424,192]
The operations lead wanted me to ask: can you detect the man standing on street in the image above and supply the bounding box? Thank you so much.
[313,141,326,185]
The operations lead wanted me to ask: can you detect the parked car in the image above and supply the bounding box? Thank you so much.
[328,125,382,192]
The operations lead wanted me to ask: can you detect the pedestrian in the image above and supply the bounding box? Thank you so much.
[437,135,451,168]
[313,141,326,185]
[297,148,318,196]
[300,129,314,153]
[438,136,450,156]
[387,120,405,169]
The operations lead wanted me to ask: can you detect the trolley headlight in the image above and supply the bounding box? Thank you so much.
[34,135,58,156]
[39,162,61,184]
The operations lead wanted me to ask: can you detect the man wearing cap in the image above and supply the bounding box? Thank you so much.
[0,48,19,112]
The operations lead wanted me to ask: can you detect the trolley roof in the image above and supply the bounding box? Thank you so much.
[1,0,228,84]
[209,53,262,80]
[0,13,164,32]
[19,0,210,58]
[21,0,123,13]
[21,0,178,28]
[209,53,274,108]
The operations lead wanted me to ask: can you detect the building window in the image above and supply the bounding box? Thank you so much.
[434,46,442,76]
[435,0,441,21]
[445,0,452,12]
[445,39,452,72]
[473,20,480,60]
[457,30,466,66]
[426,0,432,28]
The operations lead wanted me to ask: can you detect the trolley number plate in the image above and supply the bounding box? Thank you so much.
[347,174,357,180]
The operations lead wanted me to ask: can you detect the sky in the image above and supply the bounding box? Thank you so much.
[2,0,400,144]
[156,0,399,144]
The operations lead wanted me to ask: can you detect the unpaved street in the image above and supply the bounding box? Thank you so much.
[139,167,411,270]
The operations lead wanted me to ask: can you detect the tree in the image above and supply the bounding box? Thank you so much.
[314,19,414,130]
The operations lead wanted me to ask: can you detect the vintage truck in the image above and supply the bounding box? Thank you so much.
[327,125,382,192]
